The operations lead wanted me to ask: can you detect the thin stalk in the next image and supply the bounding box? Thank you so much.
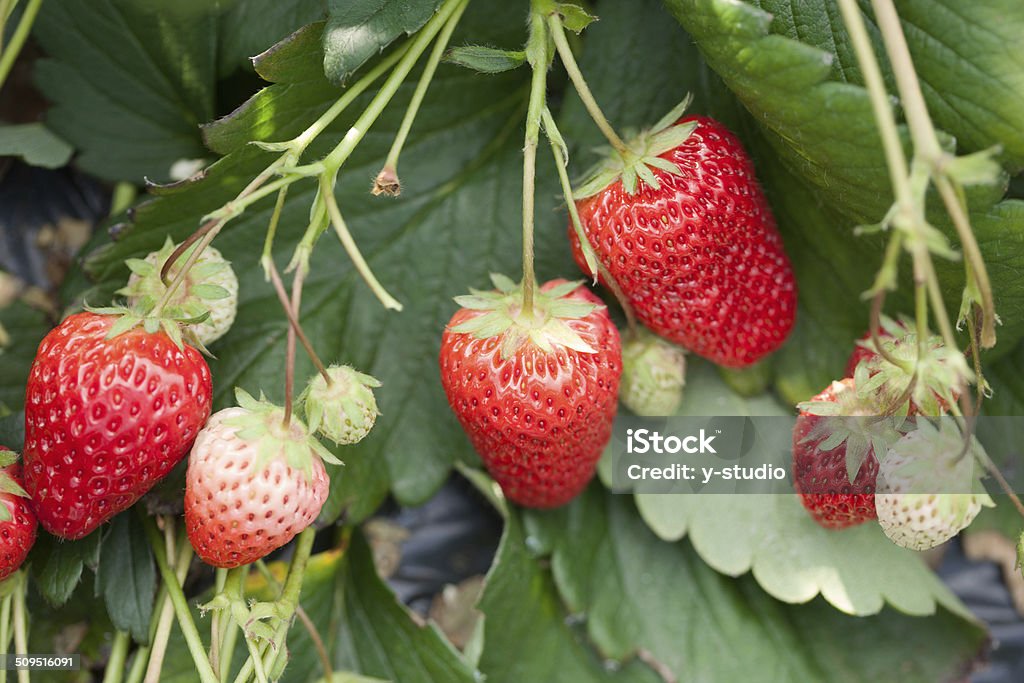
[266,257,331,382]
[0,0,41,92]
[154,175,292,315]
[520,9,548,316]
[869,290,911,372]
[144,533,193,683]
[283,268,306,425]
[836,0,909,187]
[292,41,412,155]
[0,592,11,683]
[259,185,291,281]
[935,174,996,347]
[218,568,245,683]
[378,0,469,189]
[320,172,403,311]
[547,13,628,155]
[321,0,466,170]
[11,576,27,683]
[102,632,130,683]
[208,569,227,675]
[260,529,317,677]
[254,560,333,681]
[125,645,148,683]
[140,515,218,683]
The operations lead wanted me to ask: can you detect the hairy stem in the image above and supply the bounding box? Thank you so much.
[144,527,193,683]
[547,13,628,155]
[283,268,306,425]
[141,514,218,683]
[520,9,549,316]
[259,185,291,281]
[254,560,333,681]
[11,575,27,683]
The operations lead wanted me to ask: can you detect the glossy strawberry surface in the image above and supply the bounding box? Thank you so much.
[570,115,796,367]
[23,312,212,539]
[0,459,36,581]
[792,379,879,529]
[440,281,622,508]
[185,407,329,568]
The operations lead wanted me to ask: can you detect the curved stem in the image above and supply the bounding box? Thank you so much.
[253,560,332,681]
[320,172,403,311]
[547,13,628,156]
[140,515,218,683]
[520,9,549,316]
[259,185,291,282]
[102,632,130,683]
[380,0,469,178]
[265,257,331,382]
[0,0,42,91]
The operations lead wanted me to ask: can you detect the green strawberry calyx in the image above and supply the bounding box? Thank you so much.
[798,381,903,485]
[852,317,971,416]
[878,419,991,502]
[223,388,342,484]
[573,95,697,199]
[450,274,601,359]
[85,300,212,353]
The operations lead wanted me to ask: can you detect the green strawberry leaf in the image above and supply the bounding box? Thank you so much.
[160,531,477,683]
[30,531,104,607]
[0,303,50,413]
[322,0,443,84]
[519,487,987,682]
[445,45,526,73]
[476,513,663,683]
[95,513,156,644]
[0,124,73,169]
[32,0,218,183]
[60,3,577,523]
[216,0,325,77]
[619,360,974,617]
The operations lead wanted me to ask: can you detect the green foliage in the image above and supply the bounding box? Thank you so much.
[517,488,987,682]
[0,123,72,168]
[322,0,443,84]
[96,514,155,643]
[30,532,102,607]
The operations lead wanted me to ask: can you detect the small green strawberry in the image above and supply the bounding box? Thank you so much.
[620,329,685,416]
[119,238,239,346]
[303,366,381,445]
[875,419,993,551]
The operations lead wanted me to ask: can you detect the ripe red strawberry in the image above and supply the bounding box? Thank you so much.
[185,391,336,568]
[0,448,37,580]
[792,379,891,529]
[23,312,212,539]
[439,277,621,508]
[568,110,796,367]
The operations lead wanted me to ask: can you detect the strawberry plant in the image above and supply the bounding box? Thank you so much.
[0,0,1023,680]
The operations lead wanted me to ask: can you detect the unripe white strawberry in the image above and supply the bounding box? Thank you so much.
[184,390,340,568]
[303,365,381,445]
[875,420,993,551]
[619,329,686,416]
[119,238,239,346]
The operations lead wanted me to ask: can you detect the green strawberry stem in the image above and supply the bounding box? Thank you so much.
[0,0,41,92]
[218,569,245,682]
[259,185,291,282]
[546,13,629,157]
[265,257,331,386]
[520,7,550,316]
[0,590,10,683]
[540,107,639,336]
[207,569,227,675]
[376,0,469,195]
[10,574,26,683]
[283,268,306,424]
[254,559,334,681]
[101,632,130,683]
[320,170,404,311]
[141,515,219,683]
[142,525,193,683]
[871,0,996,347]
